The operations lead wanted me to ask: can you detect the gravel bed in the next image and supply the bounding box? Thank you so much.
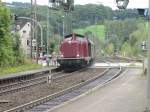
[0,68,105,112]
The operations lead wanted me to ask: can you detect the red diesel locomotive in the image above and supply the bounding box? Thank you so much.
[57,33,95,68]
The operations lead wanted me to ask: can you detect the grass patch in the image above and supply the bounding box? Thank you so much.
[0,63,42,76]
[128,63,136,67]
[74,25,105,41]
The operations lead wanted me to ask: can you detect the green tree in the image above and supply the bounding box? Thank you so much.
[105,19,137,48]
[12,33,25,64]
[129,22,148,46]
[0,4,15,67]
[106,43,114,55]
[49,34,61,53]
[121,42,132,57]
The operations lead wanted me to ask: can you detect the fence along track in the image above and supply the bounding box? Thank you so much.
[4,67,123,112]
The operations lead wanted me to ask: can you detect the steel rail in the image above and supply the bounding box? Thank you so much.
[0,76,46,91]
[0,72,62,91]
[0,72,64,96]
[0,69,88,96]
[4,67,123,112]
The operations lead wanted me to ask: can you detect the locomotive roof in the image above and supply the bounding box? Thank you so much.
[64,33,85,38]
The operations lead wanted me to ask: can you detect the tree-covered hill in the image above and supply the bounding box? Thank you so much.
[104,19,148,57]
[74,25,105,41]
[6,2,140,29]
[4,2,146,58]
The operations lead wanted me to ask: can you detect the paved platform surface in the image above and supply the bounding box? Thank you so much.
[0,67,51,80]
[50,68,146,112]
[90,62,142,68]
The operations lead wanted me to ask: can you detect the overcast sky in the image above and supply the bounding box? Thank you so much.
[3,0,149,9]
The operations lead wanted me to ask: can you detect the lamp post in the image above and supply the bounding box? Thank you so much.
[47,2,50,56]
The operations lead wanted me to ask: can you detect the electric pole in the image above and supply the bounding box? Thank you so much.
[47,1,50,55]
[31,0,38,63]
[147,0,150,110]
[34,0,38,63]
[115,0,150,111]
[62,15,65,38]
[30,0,33,59]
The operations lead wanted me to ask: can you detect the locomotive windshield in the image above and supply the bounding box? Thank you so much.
[64,33,84,38]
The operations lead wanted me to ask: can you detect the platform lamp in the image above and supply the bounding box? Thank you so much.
[116,0,129,9]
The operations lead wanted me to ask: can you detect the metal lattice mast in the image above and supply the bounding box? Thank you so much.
[47,1,50,55]
[30,0,33,59]
[32,0,38,63]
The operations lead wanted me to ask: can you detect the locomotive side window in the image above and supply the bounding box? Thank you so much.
[88,41,91,57]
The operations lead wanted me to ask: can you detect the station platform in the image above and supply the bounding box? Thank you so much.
[90,62,143,68]
[49,68,146,112]
[0,67,52,80]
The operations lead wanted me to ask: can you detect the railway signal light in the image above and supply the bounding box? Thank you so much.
[14,14,18,20]
[62,0,74,12]
[141,41,147,51]
[11,14,18,20]
[33,46,43,51]
[116,0,129,9]
[48,0,74,12]
[49,0,56,3]
[137,9,146,16]
[38,46,44,51]
[33,46,36,51]
[137,8,149,19]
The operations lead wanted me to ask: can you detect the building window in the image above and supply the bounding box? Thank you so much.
[23,30,26,33]
[27,40,30,46]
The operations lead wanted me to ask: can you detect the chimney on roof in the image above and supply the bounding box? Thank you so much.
[72,33,76,40]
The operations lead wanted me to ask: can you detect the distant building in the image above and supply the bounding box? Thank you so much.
[18,22,31,57]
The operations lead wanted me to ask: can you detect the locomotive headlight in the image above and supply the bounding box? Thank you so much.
[61,54,64,58]
[68,41,71,45]
[77,54,79,57]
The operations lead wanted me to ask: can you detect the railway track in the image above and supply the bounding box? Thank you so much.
[0,56,125,88]
[4,67,123,112]
[0,57,123,96]
[0,68,89,96]
[105,56,142,63]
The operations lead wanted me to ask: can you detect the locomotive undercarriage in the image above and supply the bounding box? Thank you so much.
[57,58,93,70]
